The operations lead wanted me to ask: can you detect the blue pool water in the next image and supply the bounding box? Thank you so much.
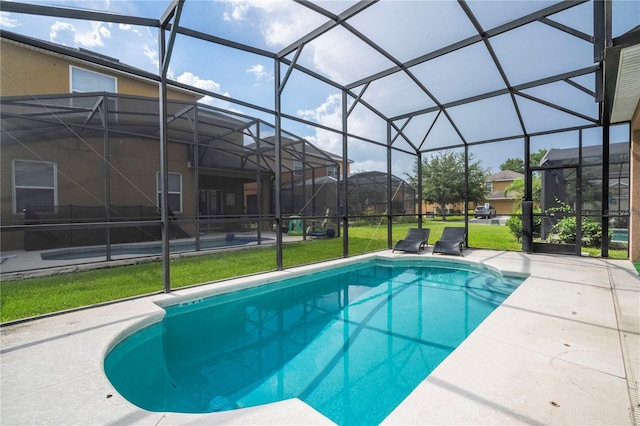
[104,259,524,425]
[611,228,628,243]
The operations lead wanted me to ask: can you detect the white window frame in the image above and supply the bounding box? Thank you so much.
[293,160,303,176]
[70,65,117,94]
[327,164,338,178]
[12,159,58,214]
[156,172,183,214]
[69,66,117,113]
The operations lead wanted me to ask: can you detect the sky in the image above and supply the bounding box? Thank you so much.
[1,0,638,177]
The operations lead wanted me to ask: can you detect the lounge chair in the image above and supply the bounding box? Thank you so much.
[432,227,466,256]
[392,228,430,253]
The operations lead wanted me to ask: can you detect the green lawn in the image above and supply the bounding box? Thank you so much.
[0,221,627,322]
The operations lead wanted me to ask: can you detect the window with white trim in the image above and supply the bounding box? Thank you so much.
[13,160,57,214]
[70,66,117,110]
[293,160,303,176]
[327,164,338,178]
[156,172,183,214]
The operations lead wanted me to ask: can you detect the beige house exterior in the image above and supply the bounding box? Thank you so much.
[0,38,197,101]
[0,36,262,251]
[484,170,524,215]
[420,170,522,217]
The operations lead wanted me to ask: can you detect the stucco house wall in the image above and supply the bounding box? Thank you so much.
[630,106,640,262]
[0,39,196,101]
[0,37,261,251]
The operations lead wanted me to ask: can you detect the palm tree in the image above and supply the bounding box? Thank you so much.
[503,175,542,210]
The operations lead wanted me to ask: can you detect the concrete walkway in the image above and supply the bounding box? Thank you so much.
[1,249,638,425]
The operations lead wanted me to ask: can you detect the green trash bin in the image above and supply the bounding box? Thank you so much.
[288,216,303,236]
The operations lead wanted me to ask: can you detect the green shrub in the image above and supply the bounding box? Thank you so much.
[505,211,541,241]
[506,215,522,241]
[553,216,609,248]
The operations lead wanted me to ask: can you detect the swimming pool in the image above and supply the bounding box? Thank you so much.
[611,228,628,243]
[104,258,525,425]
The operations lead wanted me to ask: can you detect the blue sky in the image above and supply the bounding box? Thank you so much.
[1,0,638,176]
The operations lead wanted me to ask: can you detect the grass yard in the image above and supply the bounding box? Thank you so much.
[0,221,628,322]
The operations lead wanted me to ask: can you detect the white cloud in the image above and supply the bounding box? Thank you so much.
[143,45,160,72]
[221,0,314,47]
[297,93,397,174]
[297,93,342,151]
[246,64,273,81]
[223,2,250,21]
[262,18,305,47]
[222,0,287,21]
[178,72,222,94]
[176,72,238,110]
[49,20,111,48]
[49,21,76,46]
[0,12,20,28]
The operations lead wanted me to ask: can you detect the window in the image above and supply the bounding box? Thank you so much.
[293,160,303,176]
[485,181,493,192]
[70,66,116,93]
[70,66,117,110]
[13,160,57,214]
[156,172,182,214]
[327,164,338,178]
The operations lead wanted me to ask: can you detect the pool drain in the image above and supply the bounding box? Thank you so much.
[208,396,229,411]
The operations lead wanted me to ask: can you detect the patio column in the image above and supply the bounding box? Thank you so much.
[342,89,349,258]
[274,58,283,270]
[522,135,533,253]
[387,121,392,249]
[417,151,423,227]
[103,94,111,261]
[158,0,184,292]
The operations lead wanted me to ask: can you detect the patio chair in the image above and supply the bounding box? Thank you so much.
[392,228,430,253]
[432,227,466,256]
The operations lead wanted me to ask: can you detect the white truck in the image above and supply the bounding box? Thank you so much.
[474,205,496,219]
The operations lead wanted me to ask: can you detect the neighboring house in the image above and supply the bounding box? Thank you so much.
[419,170,522,217]
[0,33,347,252]
[483,170,524,215]
[0,34,269,250]
[420,201,465,216]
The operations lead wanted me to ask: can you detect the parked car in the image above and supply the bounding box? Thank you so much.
[474,205,496,218]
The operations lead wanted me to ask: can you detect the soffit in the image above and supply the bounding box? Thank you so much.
[610,43,640,123]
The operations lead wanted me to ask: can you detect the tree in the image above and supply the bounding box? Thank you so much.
[530,149,548,167]
[409,150,488,220]
[500,157,524,174]
[503,175,542,207]
[500,149,548,174]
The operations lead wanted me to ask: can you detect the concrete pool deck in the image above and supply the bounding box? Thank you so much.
[1,249,638,425]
